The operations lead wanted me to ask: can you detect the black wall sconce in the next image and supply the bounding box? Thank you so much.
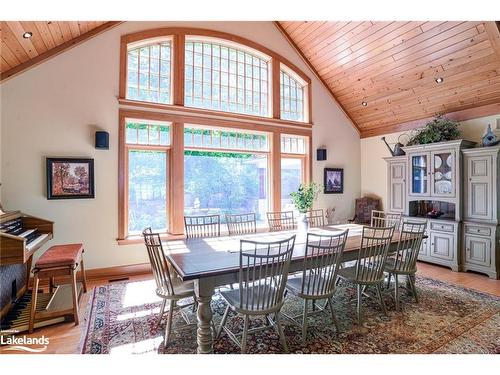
[95,131,109,150]
[317,148,327,161]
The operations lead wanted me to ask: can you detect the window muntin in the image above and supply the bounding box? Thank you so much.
[184,125,268,152]
[281,134,307,154]
[128,150,168,235]
[184,39,270,117]
[127,40,172,104]
[280,68,306,122]
[126,120,171,146]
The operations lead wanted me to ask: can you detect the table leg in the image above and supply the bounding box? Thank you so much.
[194,278,215,354]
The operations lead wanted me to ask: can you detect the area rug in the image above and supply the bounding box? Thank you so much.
[79,276,500,354]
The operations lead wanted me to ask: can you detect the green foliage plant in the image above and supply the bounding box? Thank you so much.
[406,115,461,146]
[290,183,322,214]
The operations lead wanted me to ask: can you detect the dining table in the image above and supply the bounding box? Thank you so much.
[163,223,407,354]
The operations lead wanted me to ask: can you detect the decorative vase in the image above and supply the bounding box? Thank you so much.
[298,212,309,232]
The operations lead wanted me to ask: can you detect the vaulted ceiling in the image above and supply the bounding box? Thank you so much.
[2,21,500,138]
[277,21,500,137]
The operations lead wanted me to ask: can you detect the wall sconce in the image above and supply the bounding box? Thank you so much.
[317,148,327,161]
[95,131,109,150]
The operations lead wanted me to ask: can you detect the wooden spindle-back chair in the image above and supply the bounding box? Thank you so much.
[306,209,325,228]
[266,211,296,231]
[370,210,402,229]
[225,212,257,235]
[184,214,221,239]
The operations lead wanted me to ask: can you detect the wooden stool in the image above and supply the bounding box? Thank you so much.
[29,243,87,333]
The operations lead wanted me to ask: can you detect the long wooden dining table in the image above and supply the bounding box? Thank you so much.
[163,223,405,354]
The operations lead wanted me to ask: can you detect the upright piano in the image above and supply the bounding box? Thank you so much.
[0,211,54,332]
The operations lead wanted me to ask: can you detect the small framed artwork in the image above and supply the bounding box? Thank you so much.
[46,158,95,199]
[324,168,344,194]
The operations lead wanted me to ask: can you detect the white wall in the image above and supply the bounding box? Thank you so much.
[360,114,500,209]
[0,21,360,269]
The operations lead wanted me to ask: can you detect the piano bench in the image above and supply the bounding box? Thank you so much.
[29,243,88,333]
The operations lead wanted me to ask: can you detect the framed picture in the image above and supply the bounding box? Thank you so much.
[46,158,95,199]
[324,168,343,194]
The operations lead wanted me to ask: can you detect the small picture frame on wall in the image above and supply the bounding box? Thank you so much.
[46,158,95,200]
[324,168,344,194]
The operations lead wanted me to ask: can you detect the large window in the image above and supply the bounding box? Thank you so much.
[184,39,270,117]
[184,126,269,225]
[126,40,172,104]
[125,120,170,235]
[280,134,307,211]
[280,68,306,122]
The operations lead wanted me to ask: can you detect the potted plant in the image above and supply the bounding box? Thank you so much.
[290,182,322,231]
[406,115,461,146]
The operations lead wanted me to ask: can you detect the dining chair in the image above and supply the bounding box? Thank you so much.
[184,214,221,238]
[266,211,296,231]
[384,221,426,311]
[337,225,395,324]
[216,235,296,353]
[226,212,257,235]
[306,209,325,228]
[142,228,197,348]
[370,210,402,229]
[283,230,349,342]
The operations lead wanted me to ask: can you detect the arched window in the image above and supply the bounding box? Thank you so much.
[126,39,173,104]
[184,38,271,117]
[280,67,306,122]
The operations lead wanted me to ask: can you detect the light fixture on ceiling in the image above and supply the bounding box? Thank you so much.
[435,77,444,84]
[361,101,368,106]
[22,32,33,39]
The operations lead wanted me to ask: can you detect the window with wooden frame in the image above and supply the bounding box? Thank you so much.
[118,29,313,242]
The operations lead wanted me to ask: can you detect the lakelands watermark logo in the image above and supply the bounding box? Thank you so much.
[1,332,49,353]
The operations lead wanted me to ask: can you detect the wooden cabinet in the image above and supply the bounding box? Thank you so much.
[461,222,498,279]
[385,156,406,213]
[430,231,455,261]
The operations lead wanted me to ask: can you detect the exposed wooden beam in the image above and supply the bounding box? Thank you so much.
[360,101,500,138]
[484,21,500,61]
[0,21,124,83]
[273,21,362,135]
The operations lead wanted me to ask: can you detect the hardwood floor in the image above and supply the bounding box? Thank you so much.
[1,263,498,355]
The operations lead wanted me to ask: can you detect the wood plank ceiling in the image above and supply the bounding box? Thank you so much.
[277,21,500,137]
[1,21,121,81]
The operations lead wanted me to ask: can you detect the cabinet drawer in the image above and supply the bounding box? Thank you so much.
[430,222,455,233]
[464,224,492,237]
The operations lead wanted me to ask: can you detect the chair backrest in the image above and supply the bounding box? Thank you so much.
[238,235,296,313]
[355,225,395,282]
[142,228,175,296]
[184,214,221,238]
[266,211,296,231]
[226,212,257,236]
[353,197,381,224]
[299,230,349,297]
[307,209,325,228]
[371,210,402,229]
[393,221,427,273]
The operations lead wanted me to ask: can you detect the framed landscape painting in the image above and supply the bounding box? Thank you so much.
[46,158,95,199]
[324,168,343,194]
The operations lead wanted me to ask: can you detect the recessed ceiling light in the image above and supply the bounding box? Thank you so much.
[435,77,444,84]
[22,32,33,39]
[361,101,368,106]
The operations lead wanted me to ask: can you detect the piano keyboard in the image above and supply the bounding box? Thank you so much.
[26,233,49,251]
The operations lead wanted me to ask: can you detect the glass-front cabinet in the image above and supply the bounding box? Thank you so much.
[409,150,456,198]
[410,153,429,196]
[431,150,455,197]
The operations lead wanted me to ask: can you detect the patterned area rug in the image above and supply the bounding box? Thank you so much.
[79,276,500,354]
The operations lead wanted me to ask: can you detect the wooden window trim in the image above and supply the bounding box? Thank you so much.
[119,27,312,124]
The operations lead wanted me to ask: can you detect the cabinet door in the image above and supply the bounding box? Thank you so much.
[465,155,493,221]
[429,232,455,261]
[419,231,429,258]
[409,152,430,196]
[389,162,406,213]
[431,150,455,198]
[464,235,491,267]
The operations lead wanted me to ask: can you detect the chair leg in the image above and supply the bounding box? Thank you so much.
[70,267,80,325]
[49,277,55,294]
[408,274,419,303]
[375,284,387,316]
[302,299,309,343]
[275,312,288,353]
[216,305,230,339]
[157,298,167,328]
[394,274,400,311]
[356,284,362,325]
[241,315,249,354]
[29,274,40,334]
[327,297,340,334]
[386,273,392,289]
[164,300,175,348]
